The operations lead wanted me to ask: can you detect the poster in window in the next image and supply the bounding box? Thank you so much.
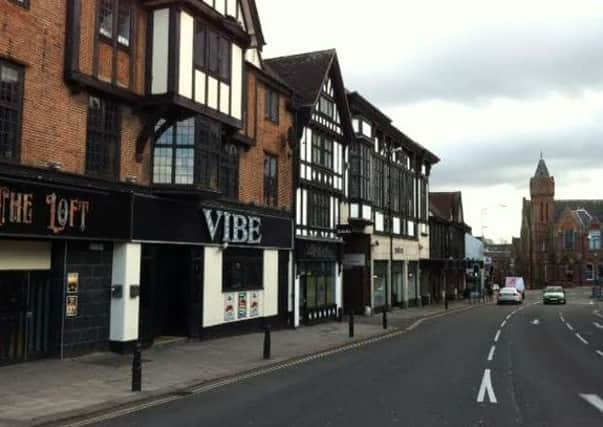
[224,294,235,322]
[250,292,260,318]
[66,296,78,317]
[67,272,79,294]
[238,292,248,319]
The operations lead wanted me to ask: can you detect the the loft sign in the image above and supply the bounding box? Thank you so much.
[0,186,91,234]
[203,209,262,244]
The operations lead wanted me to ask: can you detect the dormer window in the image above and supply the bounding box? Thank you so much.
[195,24,231,82]
[99,0,132,48]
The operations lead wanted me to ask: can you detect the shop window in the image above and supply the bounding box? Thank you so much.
[223,248,263,291]
[373,261,387,307]
[264,154,278,207]
[265,88,279,123]
[311,132,333,170]
[308,190,330,229]
[194,25,231,82]
[99,0,132,47]
[0,60,24,162]
[304,262,335,309]
[86,96,120,179]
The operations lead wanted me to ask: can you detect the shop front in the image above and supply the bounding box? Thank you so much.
[132,196,293,343]
[295,239,342,324]
[0,174,131,365]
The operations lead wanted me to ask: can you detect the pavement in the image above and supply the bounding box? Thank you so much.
[58,287,602,427]
[0,298,481,427]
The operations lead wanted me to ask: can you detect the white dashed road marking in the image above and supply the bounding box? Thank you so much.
[494,330,501,343]
[487,345,496,362]
[477,369,498,403]
[596,350,603,358]
[566,323,574,331]
[580,394,603,413]
[575,333,589,345]
[593,322,603,330]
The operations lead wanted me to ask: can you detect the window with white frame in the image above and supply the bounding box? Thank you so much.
[589,230,601,251]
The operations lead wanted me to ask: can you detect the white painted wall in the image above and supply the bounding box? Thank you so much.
[231,45,243,119]
[194,70,206,104]
[245,48,261,68]
[178,11,194,99]
[110,243,141,343]
[219,82,230,114]
[0,240,50,270]
[294,275,300,327]
[151,9,169,94]
[202,247,279,328]
[207,76,219,110]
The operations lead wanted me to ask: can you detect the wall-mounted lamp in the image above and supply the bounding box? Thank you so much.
[47,161,64,171]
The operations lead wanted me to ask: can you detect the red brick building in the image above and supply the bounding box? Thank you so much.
[0,0,294,365]
[520,157,603,288]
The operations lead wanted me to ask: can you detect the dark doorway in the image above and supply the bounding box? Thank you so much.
[139,245,199,346]
[0,271,52,366]
[343,266,369,314]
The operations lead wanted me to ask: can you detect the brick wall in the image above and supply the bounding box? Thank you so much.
[0,0,150,184]
[239,68,293,211]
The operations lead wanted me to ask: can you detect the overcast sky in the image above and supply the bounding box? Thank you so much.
[257,0,603,242]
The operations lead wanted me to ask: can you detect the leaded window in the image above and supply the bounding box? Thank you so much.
[153,118,195,184]
[372,155,385,209]
[308,190,330,229]
[564,229,575,250]
[0,61,24,162]
[264,154,278,207]
[311,133,333,170]
[219,143,239,199]
[589,230,601,251]
[86,96,120,179]
[391,166,401,213]
[99,0,132,47]
[195,25,231,82]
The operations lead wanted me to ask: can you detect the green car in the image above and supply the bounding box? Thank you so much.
[543,286,566,305]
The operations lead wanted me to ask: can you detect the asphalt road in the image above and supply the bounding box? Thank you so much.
[92,288,603,427]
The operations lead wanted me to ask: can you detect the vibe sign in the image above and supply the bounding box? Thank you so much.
[203,209,262,244]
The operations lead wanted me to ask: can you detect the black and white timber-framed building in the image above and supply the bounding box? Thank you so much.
[341,92,439,314]
[266,50,353,325]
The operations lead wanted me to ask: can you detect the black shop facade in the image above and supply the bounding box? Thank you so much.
[0,170,292,366]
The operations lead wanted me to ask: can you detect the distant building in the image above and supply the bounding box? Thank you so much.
[484,243,514,286]
[519,157,603,288]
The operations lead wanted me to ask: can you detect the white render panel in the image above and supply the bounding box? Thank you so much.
[351,203,359,218]
[296,189,302,224]
[207,76,219,110]
[151,9,169,94]
[393,217,401,234]
[194,70,206,104]
[335,267,343,309]
[0,240,50,270]
[305,128,312,162]
[219,82,230,114]
[231,44,243,119]
[300,165,306,179]
[214,0,226,14]
[300,129,307,161]
[375,212,384,232]
[203,247,223,327]
[362,205,372,220]
[226,0,237,17]
[330,197,335,229]
[302,189,308,226]
[263,250,279,317]
[294,275,301,327]
[178,11,194,99]
[110,244,141,342]
[245,48,262,68]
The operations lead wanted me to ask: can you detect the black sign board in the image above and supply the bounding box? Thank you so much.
[0,178,131,240]
[132,195,293,249]
[296,239,340,261]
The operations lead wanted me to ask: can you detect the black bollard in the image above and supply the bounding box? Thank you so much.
[348,312,354,338]
[338,307,343,322]
[444,296,449,310]
[263,324,271,360]
[382,308,388,329]
[131,342,142,392]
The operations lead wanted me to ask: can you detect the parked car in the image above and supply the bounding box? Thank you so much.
[543,286,566,305]
[505,277,526,300]
[497,287,523,305]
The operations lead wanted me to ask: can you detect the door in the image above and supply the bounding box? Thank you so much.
[0,272,51,366]
[277,251,290,326]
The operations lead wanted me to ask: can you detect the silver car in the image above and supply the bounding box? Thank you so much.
[497,287,522,304]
